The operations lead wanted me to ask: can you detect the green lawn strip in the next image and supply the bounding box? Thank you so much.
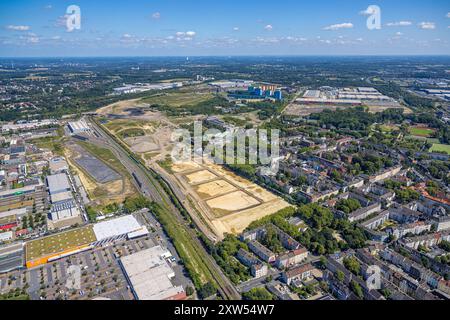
[429,144,450,155]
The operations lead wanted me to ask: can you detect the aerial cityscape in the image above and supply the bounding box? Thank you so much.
[0,0,449,310]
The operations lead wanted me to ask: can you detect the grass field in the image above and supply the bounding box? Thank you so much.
[409,127,435,138]
[141,91,214,108]
[29,136,65,156]
[379,124,399,133]
[104,119,148,133]
[429,144,450,155]
[26,226,96,261]
[118,128,146,139]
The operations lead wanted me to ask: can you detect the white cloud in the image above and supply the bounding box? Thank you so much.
[264,24,273,31]
[233,27,239,31]
[173,31,196,41]
[23,33,39,43]
[6,25,30,31]
[396,32,403,36]
[152,12,161,19]
[120,34,136,43]
[44,5,52,10]
[284,36,307,42]
[386,21,412,27]
[418,22,436,30]
[176,31,196,37]
[359,7,375,16]
[323,23,353,31]
[447,12,450,18]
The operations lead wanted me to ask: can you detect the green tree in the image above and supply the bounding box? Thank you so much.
[198,282,217,299]
[350,281,364,299]
[242,288,273,301]
[336,270,345,282]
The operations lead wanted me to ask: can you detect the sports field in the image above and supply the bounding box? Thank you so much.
[25,226,96,262]
[409,127,435,138]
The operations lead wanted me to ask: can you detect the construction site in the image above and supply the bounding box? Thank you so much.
[170,160,290,239]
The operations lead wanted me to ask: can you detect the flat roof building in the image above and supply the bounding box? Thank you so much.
[0,231,13,243]
[93,215,149,243]
[0,242,24,273]
[68,119,90,134]
[120,246,186,300]
[47,173,71,195]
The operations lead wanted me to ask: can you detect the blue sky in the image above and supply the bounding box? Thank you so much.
[0,0,449,56]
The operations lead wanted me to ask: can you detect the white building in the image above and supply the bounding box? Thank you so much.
[93,215,149,245]
[0,231,13,243]
[47,173,81,222]
[68,119,90,134]
[119,246,186,300]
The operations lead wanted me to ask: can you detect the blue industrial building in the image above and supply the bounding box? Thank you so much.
[228,85,283,101]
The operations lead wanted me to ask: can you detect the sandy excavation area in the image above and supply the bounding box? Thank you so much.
[171,161,201,173]
[206,191,261,214]
[212,199,291,236]
[171,160,291,239]
[195,180,237,199]
[185,170,218,185]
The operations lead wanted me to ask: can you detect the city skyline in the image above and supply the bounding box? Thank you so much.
[0,0,449,57]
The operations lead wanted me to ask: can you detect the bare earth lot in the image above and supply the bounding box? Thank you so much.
[195,180,237,199]
[64,142,135,207]
[172,159,291,238]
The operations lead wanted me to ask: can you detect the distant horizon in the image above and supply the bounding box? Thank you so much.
[1,54,450,60]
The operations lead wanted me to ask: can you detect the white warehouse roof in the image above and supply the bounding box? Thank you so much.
[93,215,143,241]
[120,246,185,300]
[47,173,71,195]
[0,232,13,242]
[68,119,90,132]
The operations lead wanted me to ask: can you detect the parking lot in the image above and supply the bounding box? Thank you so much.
[1,210,193,300]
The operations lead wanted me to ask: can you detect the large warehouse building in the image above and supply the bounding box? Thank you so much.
[25,215,149,268]
[0,242,25,273]
[68,119,90,135]
[47,173,81,222]
[119,246,186,301]
[92,215,149,245]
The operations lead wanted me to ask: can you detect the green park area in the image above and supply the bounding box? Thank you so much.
[409,127,435,138]
[141,91,214,108]
[429,144,450,155]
